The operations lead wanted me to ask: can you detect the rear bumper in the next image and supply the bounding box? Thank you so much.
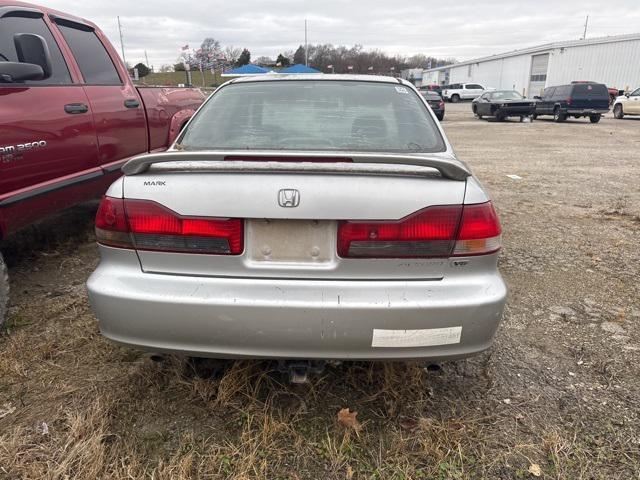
[87,247,507,361]
[497,106,536,116]
[566,108,608,115]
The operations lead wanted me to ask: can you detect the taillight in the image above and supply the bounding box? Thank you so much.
[337,206,462,258]
[95,197,133,249]
[566,97,572,105]
[337,202,501,258]
[95,196,243,255]
[439,101,445,108]
[453,202,501,256]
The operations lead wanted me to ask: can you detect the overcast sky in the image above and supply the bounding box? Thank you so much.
[38,0,640,68]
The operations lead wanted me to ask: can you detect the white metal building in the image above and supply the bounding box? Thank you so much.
[421,33,640,97]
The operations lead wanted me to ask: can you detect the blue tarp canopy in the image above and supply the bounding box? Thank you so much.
[221,64,272,76]
[278,64,322,74]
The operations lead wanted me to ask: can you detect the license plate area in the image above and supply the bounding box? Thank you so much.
[247,219,336,264]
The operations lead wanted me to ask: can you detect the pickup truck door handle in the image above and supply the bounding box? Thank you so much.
[124,99,140,108]
[64,103,89,114]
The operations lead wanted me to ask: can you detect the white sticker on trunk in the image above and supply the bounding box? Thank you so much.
[371,326,462,348]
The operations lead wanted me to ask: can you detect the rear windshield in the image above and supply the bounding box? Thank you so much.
[572,84,608,98]
[490,91,524,100]
[421,91,441,100]
[179,80,445,153]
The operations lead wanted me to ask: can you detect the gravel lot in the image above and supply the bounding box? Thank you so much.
[1,102,639,479]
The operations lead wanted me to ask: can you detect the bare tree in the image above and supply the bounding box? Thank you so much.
[224,46,242,64]
[300,43,454,74]
[195,38,221,66]
[254,56,274,66]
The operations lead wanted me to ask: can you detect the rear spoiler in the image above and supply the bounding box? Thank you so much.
[122,151,471,181]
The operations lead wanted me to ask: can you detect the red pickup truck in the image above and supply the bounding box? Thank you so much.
[0,1,206,326]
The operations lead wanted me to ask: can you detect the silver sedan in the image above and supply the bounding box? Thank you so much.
[87,74,506,362]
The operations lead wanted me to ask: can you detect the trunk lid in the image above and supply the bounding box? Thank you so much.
[122,161,467,280]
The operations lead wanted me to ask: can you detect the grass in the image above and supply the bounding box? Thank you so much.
[0,237,638,478]
[2,297,632,479]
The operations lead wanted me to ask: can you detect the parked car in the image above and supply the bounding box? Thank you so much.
[571,81,621,105]
[442,83,487,103]
[612,87,640,119]
[419,84,442,94]
[472,90,536,121]
[420,90,445,120]
[533,83,609,123]
[0,1,206,327]
[87,75,507,376]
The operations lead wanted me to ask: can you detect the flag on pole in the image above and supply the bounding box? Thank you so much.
[181,44,189,51]
[367,66,373,71]
[390,66,395,71]
[347,65,353,70]
[327,64,333,69]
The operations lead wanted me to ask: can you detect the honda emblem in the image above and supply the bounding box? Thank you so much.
[278,189,300,207]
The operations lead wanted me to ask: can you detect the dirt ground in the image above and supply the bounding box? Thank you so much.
[1,103,639,479]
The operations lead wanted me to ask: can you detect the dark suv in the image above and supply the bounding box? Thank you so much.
[533,83,609,123]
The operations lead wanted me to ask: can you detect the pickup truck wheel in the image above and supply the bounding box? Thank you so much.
[553,107,566,123]
[589,114,601,124]
[0,251,8,329]
[613,104,624,119]
[450,94,460,103]
[531,113,537,120]
[436,113,444,121]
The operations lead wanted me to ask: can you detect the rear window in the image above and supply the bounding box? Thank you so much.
[180,80,446,153]
[553,86,571,98]
[571,83,608,98]
[421,91,441,100]
[55,20,121,85]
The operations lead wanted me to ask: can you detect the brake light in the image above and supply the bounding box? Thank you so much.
[225,156,352,163]
[566,97,572,105]
[337,205,462,258]
[95,197,133,249]
[337,202,501,258]
[453,202,501,256]
[439,101,445,108]
[95,196,243,255]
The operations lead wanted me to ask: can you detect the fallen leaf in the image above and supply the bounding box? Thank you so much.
[345,465,354,479]
[338,408,361,433]
[528,463,542,477]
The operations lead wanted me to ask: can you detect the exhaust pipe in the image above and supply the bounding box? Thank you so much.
[278,360,328,384]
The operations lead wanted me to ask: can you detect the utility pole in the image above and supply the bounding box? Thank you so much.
[582,15,589,40]
[304,19,308,66]
[117,16,126,66]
